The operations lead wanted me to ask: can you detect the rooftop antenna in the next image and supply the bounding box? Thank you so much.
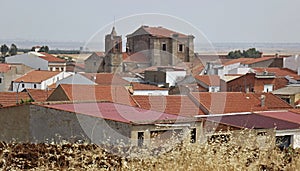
[113,16,115,27]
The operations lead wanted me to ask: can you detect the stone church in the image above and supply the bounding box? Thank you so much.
[84,25,195,73]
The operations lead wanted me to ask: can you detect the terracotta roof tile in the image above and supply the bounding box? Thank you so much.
[0,92,31,107]
[252,93,292,109]
[143,26,188,38]
[223,58,252,66]
[14,70,61,83]
[82,73,129,85]
[26,89,54,102]
[242,57,274,65]
[38,52,66,63]
[132,95,204,116]
[190,92,267,114]
[131,82,168,91]
[195,75,220,86]
[253,68,300,79]
[52,84,135,106]
[0,63,10,73]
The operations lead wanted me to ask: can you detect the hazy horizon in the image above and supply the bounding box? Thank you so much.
[1,0,300,44]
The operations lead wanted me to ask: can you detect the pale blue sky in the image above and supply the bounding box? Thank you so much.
[1,0,300,43]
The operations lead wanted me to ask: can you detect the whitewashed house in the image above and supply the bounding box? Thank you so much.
[12,70,72,92]
[6,52,66,71]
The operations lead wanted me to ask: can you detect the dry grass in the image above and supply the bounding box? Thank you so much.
[0,130,300,170]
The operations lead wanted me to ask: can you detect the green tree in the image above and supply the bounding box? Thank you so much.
[38,46,49,53]
[1,44,9,57]
[227,48,261,59]
[9,44,18,56]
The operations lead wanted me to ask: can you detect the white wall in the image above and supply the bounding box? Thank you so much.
[228,67,251,75]
[276,129,300,148]
[166,71,186,86]
[6,53,48,70]
[208,86,220,92]
[13,72,72,92]
[283,55,299,72]
[133,90,169,96]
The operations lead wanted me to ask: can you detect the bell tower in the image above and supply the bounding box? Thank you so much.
[104,27,123,73]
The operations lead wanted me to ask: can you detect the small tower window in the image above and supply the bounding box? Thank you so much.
[162,43,167,51]
[178,44,184,52]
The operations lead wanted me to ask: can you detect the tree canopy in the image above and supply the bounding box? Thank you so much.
[9,44,18,56]
[1,44,9,57]
[227,48,262,59]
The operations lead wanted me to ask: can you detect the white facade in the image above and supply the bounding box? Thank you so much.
[276,129,300,148]
[6,53,48,70]
[166,71,186,87]
[13,72,72,92]
[133,90,169,96]
[283,55,300,73]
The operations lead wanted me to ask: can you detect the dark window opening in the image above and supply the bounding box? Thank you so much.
[0,78,2,84]
[162,43,167,51]
[93,62,97,66]
[22,83,25,88]
[276,135,292,150]
[138,132,144,147]
[178,44,183,52]
[190,128,196,143]
[34,84,37,89]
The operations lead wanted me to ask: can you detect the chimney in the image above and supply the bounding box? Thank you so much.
[260,95,266,107]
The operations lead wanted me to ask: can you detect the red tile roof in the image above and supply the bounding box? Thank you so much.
[190,92,292,114]
[253,68,300,79]
[0,63,10,73]
[206,113,300,130]
[38,52,66,63]
[251,93,292,110]
[123,52,151,63]
[0,92,31,107]
[190,92,267,114]
[25,89,54,102]
[82,73,129,85]
[45,102,188,124]
[223,57,274,66]
[132,95,205,116]
[131,82,168,91]
[256,111,300,124]
[142,26,188,38]
[195,75,220,86]
[14,70,61,83]
[53,84,135,106]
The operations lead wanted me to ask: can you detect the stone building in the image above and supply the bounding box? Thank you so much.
[126,25,195,65]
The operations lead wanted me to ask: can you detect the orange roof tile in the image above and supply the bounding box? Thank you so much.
[143,26,188,38]
[14,70,61,83]
[131,82,168,91]
[26,89,54,102]
[195,75,220,86]
[0,92,31,107]
[132,95,204,116]
[223,58,252,66]
[190,92,268,114]
[242,57,274,65]
[253,68,300,79]
[38,52,66,63]
[0,63,10,73]
[82,73,129,85]
[252,93,292,109]
[53,84,135,106]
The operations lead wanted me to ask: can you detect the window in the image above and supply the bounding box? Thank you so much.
[276,135,292,150]
[22,83,25,88]
[178,44,184,52]
[138,132,144,147]
[115,43,119,50]
[0,78,2,84]
[33,84,37,88]
[190,128,196,143]
[162,43,167,51]
[93,62,97,66]
[263,84,273,92]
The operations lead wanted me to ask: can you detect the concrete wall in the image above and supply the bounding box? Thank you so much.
[6,53,48,70]
[284,55,299,72]
[0,105,30,142]
[166,71,186,86]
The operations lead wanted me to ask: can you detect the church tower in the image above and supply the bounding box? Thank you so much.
[104,27,123,72]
